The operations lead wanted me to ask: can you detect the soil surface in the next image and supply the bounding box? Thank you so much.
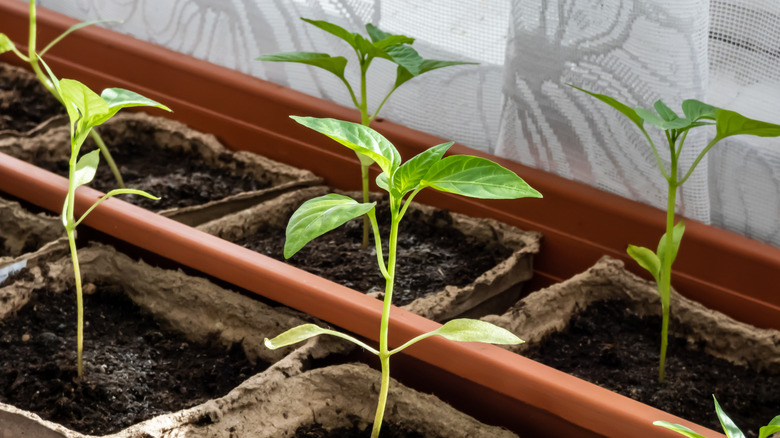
[0,64,64,132]
[35,137,273,211]
[236,199,512,306]
[525,299,780,437]
[0,281,268,435]
[295,422,426,437]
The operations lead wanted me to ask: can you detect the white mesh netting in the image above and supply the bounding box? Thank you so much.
[36,0,780,246]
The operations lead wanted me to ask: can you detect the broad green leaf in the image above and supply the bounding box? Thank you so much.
[394,58,476,88]
[301,18,358,51]
[256,52,348,80]
[570,85,646,133]
[653,421,708,438]
[376,171,390,191]
[421,155,542,199]
[758,415,780,438]
[656,221,685,268]
[385,45,424,76]
[682,99,717,122]
[58,78,108,140]
[285,194,376,258]
[714,108,780,141]
[264,324,342,349]
[714,397,746,438]
[264,324,379,354]
[98,87,171,123]
[73,150,100,188]
[654,100,679,122]
[0,34,15,54]
[392,142,453,196]
[430,319,523,345]
[290,116,401,175]
[365,23,414,48]
[40,19,117,56]
[635,107,691,130]
[627,244,661,282]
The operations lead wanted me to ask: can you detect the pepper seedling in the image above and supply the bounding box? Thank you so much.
[39,59,170,377]
[573,85,780,382]
[654,395,780,438]
[265,117,541,438]
[0,0,127,188]
[257,18,475,248]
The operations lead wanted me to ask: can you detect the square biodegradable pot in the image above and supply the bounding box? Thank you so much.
[0,61,67,140]
[0,111,322,226]
[197,186,542,322]
[482,256,780,436]
[0,242,325,437]
[0,195,65,269]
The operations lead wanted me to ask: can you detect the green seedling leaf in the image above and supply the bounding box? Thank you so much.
[376,172,390,191]
[74,187,160,227]
[264,324,379,354]
[385,45,425,76]
[394,58,476,89]
[291,116,401,175]
[657,220,685,267]
[301,18,358,50]
[627,244,661,282]
[433,319,523,344]
[256,52,348,80]
[653,421,707,438]
[654,100,679,122]
[0,34,15,54]
[58,78,109,139]
[421,155,542,199]
[99,87,171,123]
[40,19,117,56]
[758,415,780,438]
[72,149,100,188]
[285,193,376,258]
[365,23,414,48]
[714,108,780,141]
[569,85,646,133]
[714,397,746,438]
[392,142,453,196]
[682,99,717,122]
[635,107,691,130]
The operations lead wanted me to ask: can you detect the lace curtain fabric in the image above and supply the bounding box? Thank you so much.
[37,0,780,247]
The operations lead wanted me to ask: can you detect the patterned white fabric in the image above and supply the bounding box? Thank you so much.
[37,0,780,246]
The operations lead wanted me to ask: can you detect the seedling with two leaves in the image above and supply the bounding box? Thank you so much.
[39,59,170,377]
[265,116,541,438]
[258,18,474,248]
[655,395,780,438]
[574,85,780,382]
[0,0,127,188]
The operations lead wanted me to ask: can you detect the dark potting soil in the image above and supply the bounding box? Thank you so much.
[236,198,512,306]
[34,137,272,211]
[0,282,268,435]
[524,299,780,437]
[0,64,64,132]
[295,422,426,438]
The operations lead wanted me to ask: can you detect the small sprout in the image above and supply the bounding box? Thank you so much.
[257,18,476,248]
[265,117,540,437]
[654,395,780,438]
[573,85,780,382]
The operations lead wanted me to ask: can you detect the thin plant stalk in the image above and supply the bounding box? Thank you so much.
[25,0,125,188]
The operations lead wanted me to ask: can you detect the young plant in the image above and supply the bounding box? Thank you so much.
[654,395,780,438]
[40,59,170,377]
[257,18,475,248]
[265,117,541,438]
[0,0,127,187]
[574,85,780,382]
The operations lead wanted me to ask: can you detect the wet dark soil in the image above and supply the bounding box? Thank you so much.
[0,282,268,435]
[34,135,273,211]
[236,198,512,306]
[295,422,425,437]
[525,299,780,437]
[0,63,64,132]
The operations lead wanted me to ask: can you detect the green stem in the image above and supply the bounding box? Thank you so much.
[89,129,125,188]
[66,228,85,378]
[359,62,372,249]
[362,164,370,249]
[370,210,400,438]
[658,162,678,384]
